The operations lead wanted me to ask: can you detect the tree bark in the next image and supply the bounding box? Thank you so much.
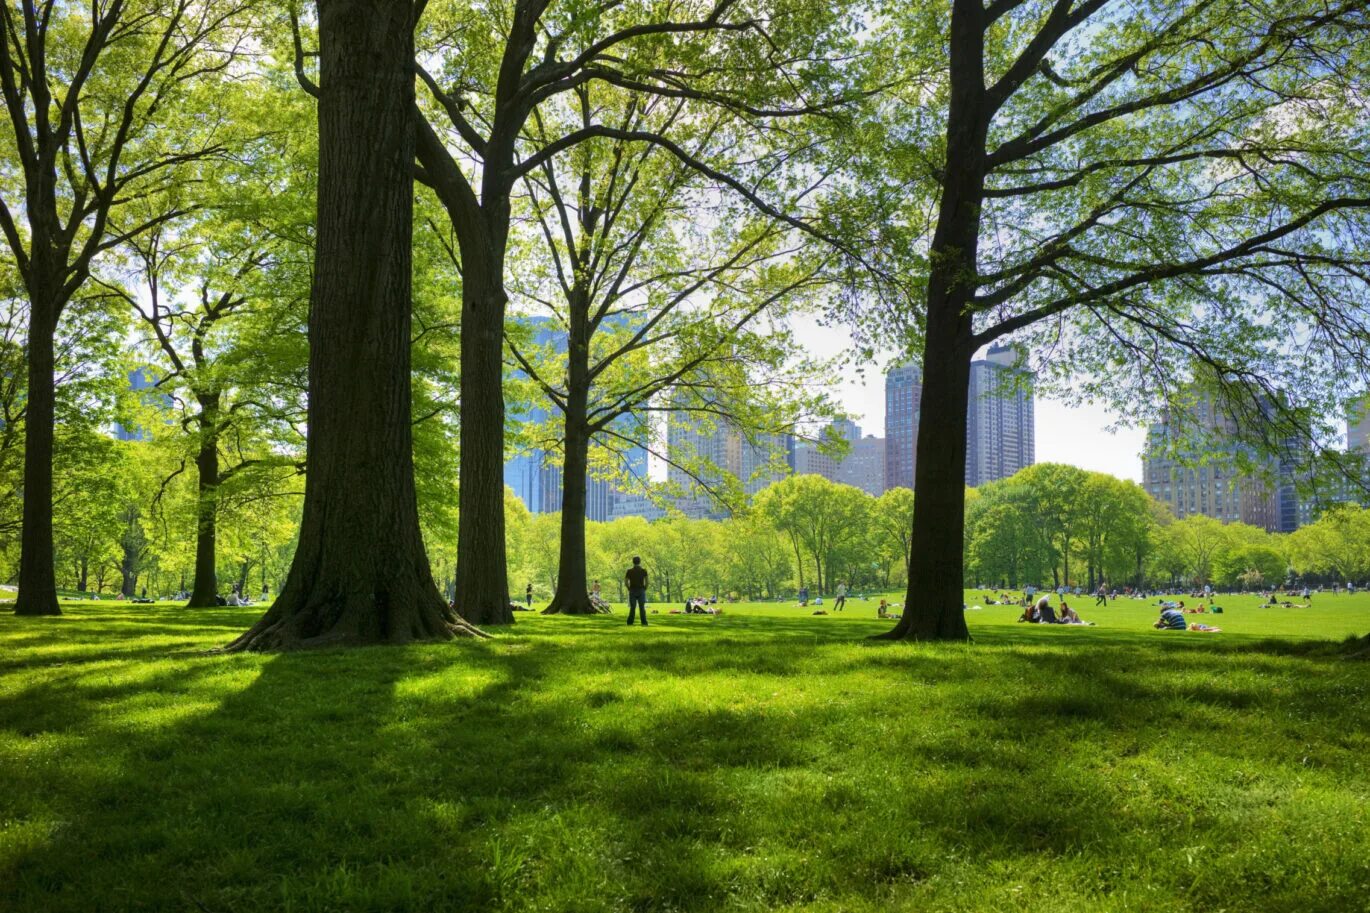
[878,0,986,642]
[545,296,594,615]
[225,0,481,651]
[187,407,220,607]
[14,305,59,616]
[452,259,513,625]
[544,415,594,615]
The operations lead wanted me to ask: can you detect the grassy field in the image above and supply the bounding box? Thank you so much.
[1,594,1367,912]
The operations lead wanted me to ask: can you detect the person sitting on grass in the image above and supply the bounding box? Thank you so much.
[1036,595,1059,624]
[1059,602,1092,625]
[1154,606,1188,630]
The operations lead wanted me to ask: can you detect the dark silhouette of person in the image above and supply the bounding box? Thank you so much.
[625,556,649,626]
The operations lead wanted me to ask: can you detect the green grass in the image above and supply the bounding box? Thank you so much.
[1,595,1368,912]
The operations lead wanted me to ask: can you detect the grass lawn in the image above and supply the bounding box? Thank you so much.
[1,593,1368,912]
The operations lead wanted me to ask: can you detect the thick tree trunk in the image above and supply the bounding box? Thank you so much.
[14,307,59,616]
[226,0,480,651]
[120,558,137,598]
[545,299,594,615]
[878,0,986,642]
[188,408,220,607]
[544,415,594,614]
[880,322,974,641]
[452,263,512,625]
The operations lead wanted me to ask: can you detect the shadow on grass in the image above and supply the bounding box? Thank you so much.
[2,608,1368,912]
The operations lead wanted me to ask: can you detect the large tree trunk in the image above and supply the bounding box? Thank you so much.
[544,416,594,614]
[187,420,220,607]
[452,260,512,625]
[545,299,594,615]
[226,0,480,651]
[879,0,986,642]
[880,321,974,640]
[14,306,59,617]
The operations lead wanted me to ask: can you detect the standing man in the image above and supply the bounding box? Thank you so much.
[625,556,649,626]
[834,582,847,612]
[1095,583,1108,606]
[525,583,533,609]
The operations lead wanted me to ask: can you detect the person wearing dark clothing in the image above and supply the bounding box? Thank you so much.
[525,583,533,608]
[625,557,649,626]
[1095,585,1107,606]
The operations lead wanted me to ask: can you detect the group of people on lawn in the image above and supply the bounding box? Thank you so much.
[1018,594,1092,625]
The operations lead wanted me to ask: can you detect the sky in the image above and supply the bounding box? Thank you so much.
[792,316,1148,483]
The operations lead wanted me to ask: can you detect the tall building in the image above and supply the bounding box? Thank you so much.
[666,410,793,516]
[792,440,838,480]
[795,419,886,495]
[1349,399,1370,453]
[965,344,1036,487]
[1142,393,1308,532]
[884,364,922,491]
[504,317,562,513]
[740,432,794,495]
[836,434,887,496]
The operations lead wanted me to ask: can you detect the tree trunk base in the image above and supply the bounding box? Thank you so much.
[542,593,607,616]
[186,595,221,608]
[868,606,971,642]
[222,586,485,652]
[13,593,61,617]
[453,599,514,627]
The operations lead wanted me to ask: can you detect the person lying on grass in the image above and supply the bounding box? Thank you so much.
[1189,622,1223,632]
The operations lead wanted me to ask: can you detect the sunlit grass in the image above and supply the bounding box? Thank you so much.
[1,597,1367,912]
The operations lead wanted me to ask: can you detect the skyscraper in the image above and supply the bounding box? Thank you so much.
[666,409,794,516]
[884,364,922,491]
[1349,399,1370,453]
[1141,393,1303,531]
[504,317,562,513]
[792,439,838,480]
[836,434,887,496]
[965,344,1036,487]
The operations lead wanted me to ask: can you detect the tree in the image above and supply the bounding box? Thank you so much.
[401,0,858,624]
[1074,473,1154,590]
[871,487,915,581]
[1288,505,1370,584]
[723,515,792,600]
[861,0,1370,640]
[504,84,831,616]
[1162,515,1234,587]
[1,0,247,615]
[107,214,306,606]
[755,475,871,594]
[227,0,481,650]
[1215,543,1286,591]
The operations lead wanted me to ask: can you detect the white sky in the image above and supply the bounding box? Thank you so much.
[792,316,1147,483]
